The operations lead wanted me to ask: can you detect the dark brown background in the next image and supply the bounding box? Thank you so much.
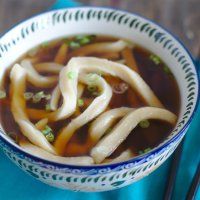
[0,0,199,56]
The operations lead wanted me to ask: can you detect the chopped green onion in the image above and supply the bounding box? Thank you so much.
[45,133,54,143]
[149,54,160,65]
[42,125,54,143]
[86,73,99,84]
[32,96,41,103]
[79,37,91,45]
[45,94,51,100]
[35,91,45,98]
[67,71,77,80]
[69,41,81,49]
[7,132,19,143]
[138,148,151,155]
[77,98,84,107]
[45,104,51,111]
[75,35,96,45]
[163,65,172,75]
[41,42,49,48]
[144,147,151,153]
[139,120,150,128]
[0,90,6,99]
[75,35,85,40]
[32,91,45,103]
[87,85,97,93]
[42,125,52,135]
[23,92,33,100]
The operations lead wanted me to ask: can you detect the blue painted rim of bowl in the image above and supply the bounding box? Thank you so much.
[0,6,199,170]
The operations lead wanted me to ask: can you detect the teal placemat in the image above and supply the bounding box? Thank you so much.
[0,1,199,199]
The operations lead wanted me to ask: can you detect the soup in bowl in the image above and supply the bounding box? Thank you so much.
[0,7,198,192]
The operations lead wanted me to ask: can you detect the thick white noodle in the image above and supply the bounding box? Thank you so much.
[103,149,133,164]
[50,85,61,111]
[69,40,133,56]
[50,83,84,111]
[67,57,163,107]
[54,73,112,155]
[27,56,163,121]
[10,56,177,164]
[20,60,58,88]
[10,64,56,154]
[91,107,177,163]
[89,107,134,143]
[77,84,85,98]
[20,141,94,165]
[34,62,63,74]
[35,118,48,130]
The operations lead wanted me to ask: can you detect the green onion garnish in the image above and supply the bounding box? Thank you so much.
[45,104,51,111]
[163,65,171,75]
[138,148,151,155]
[0,90,6,99]
[139,120,150,128]
[23,92,33,100]
[67,71,77,80]
[75,35,96,45]
[74,35,85,40]
[144,147,151,153]
[45,133,55,143]
[86,73,99,84]
[32,91,45,103]
[69,41,81,49]
[79,37,91,45]
[41,42,49,48]
[42,125,54,143]
[77,98,84,107]
[149,54,160,65]
[87,85,97,93]
[45,94,51,100]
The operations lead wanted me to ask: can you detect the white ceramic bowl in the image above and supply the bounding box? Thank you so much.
[0,7,199,192]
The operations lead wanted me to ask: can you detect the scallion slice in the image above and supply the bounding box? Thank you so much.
[139,120,150,128]
[77,98,84,107]
[67,71,77,80]
[69,41,80,49]
[0,90,6,99]
[163,65,172,75]
[23,92,33,100]
[149,54,160,65]
[32,91,45,103]
[45,104,51,111]
[42,125,54,143]
[45,94,51,100]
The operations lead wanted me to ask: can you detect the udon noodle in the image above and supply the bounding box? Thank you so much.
[0,36,179,165]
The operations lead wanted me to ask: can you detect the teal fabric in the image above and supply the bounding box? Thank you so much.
[0,1,199,199]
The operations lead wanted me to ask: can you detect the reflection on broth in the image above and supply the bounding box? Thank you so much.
[0,35,180,165]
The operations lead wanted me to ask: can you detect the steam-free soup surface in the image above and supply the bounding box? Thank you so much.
[0,35,180,161]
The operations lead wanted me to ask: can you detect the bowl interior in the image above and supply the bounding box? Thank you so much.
[0,7,198,164]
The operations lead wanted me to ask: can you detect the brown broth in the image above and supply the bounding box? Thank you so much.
[0,35,180,159]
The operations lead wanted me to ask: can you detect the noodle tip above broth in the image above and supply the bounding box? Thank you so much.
[0,35,180,165]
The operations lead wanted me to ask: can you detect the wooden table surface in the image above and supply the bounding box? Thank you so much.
[0,0,199,57]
